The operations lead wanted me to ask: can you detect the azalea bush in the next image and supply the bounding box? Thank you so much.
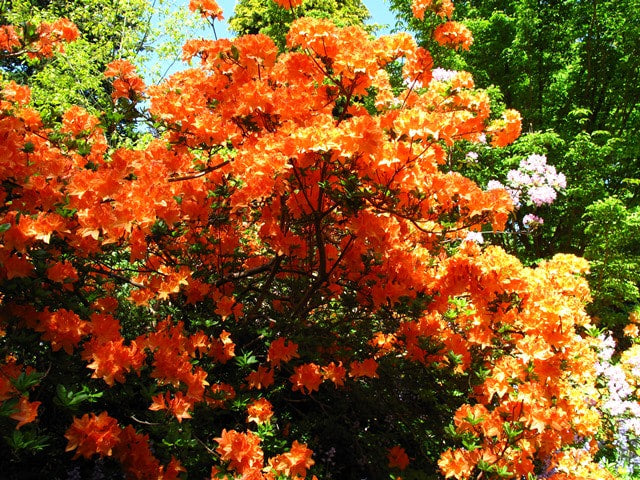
[0,0,622,478]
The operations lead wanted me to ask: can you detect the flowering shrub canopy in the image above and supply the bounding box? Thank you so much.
[0,1,619,479]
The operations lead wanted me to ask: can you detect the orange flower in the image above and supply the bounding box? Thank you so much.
[0,357,20,401]
[149,391,194,422]
[167,391,194,422]
[114,425,185,479]
[215,429,264,475]
[370,332,397,355]
[103,58,138,79]
[268,440,315,478]
[438,448,477,479]
[149,392,168,411]
[411,0,433,20]
[209,330,236,363]
[89,312,122,342]
[246,398,274,424]
[9,396,41,429]
[104,59,145,100]
[488,109,522,147]
[411,0,454,20]
[37,308,90,354]
[433,21,473,51]
[30,19,79,57]
[286,17,339,57]
[46,261,79,290]
[206,382,236,408]
[322,361,346,387]
[388,446,410,470]
[2,253,35,279]
[0,25,21,52]
[245,365,275,390]
[268,337,299,367]
[290,363,323,394]
[51,18,80,42]
[349,358,379,379]
[64,411,121,459]
[83,338,145,386]
[624,323,639,337]
[453,404,490,434]
[402,46,433,86]
[188,0,224,19]
[184,366,210,401]
[272,0,303,9]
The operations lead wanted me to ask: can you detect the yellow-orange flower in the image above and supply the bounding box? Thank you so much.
[246,398,274,424]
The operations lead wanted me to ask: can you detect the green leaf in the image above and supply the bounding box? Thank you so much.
[54,384,103,410]
[496,465,513,477]
[461,436,479,450]
[11,371,44,392]
[447,351,463,366]
[229,44,240,61]
[235,351,259,369]
[0,398,20,417]
[5,430,50,452]
[503,421,523,440]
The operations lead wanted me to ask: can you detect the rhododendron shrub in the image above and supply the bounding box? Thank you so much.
[0,2,615,479]
[594,325,640,476]
[470,153,568,243]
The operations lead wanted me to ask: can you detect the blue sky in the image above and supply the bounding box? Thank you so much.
[365,0,395,32]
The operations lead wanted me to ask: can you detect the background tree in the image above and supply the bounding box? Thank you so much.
[583,195,640,334]
[229,0,371,49]
[1,0,153,130]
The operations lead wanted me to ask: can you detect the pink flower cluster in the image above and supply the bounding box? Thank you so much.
[431,67,458,82]
[486,154,566,228]
[522,213,544,228]
[507,154,566,206]
[595,335,640,474]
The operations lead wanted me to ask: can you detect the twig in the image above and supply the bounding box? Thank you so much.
[167,160,230,182]
[195,434,217,456]
[130,415,161,426]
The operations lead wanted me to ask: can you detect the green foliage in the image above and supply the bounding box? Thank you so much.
[584,196,640,331]
[1,0,152,123]
[229,0,371,49]
[10,370,43,392]
[4,429,50,453]
[54,384,104,412]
